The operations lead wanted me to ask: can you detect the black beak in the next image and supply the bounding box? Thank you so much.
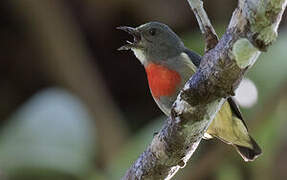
[117,26,141,50]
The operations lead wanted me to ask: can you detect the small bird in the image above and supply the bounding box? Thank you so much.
[118,22,262,161]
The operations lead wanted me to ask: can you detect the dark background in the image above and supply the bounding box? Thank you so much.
[0,0,287,179]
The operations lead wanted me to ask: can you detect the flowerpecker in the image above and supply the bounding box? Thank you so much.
[118,22,262,161]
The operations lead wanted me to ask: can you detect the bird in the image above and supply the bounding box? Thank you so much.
[117,21,262,161]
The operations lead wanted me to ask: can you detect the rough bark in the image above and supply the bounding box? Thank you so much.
[123,0,287,179]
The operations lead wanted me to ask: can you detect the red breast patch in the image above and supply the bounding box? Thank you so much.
[145,63,181,99]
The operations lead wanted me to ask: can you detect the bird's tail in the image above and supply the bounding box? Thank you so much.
[204,102,262,161]
[234,136,262,161]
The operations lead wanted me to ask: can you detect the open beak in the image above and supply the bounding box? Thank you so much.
[117,26,141,50]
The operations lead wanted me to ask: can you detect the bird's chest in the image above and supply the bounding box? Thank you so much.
[145,63,181,100]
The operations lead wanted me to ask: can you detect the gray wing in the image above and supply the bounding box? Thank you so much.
[183,48,247,128]
[183,48,201,67]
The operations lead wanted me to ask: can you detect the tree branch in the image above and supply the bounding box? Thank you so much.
[187,0,219,51]
[183,78,287,180]
[122,0,287,179]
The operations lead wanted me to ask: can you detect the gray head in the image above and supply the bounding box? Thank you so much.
[118,22,185,63]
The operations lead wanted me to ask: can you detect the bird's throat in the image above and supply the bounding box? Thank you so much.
[145,63,181,99]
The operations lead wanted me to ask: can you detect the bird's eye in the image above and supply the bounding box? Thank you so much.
[149,28,156,36]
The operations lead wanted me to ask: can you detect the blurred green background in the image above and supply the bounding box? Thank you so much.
[0,0,287,180]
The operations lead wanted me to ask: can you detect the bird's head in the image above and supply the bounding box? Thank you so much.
[118,22,184,65]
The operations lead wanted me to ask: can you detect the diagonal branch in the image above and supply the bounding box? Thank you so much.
[187,0,219,51]
[122,0,287,179]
